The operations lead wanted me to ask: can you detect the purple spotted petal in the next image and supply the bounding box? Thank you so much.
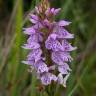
[51,51,73,65]
[53,26,74,39]
[30,18,38,24]
[62,40,77,51]
[51,51,64,65]
[22,42,40,49]
[27,48,42,57]
[45,37,62,51]
[61,52,73,62]
[27,48,42,62]
[41,73,57,85]
[49,40,62,51]
[58,63,71,74]
[33,22,43,29]
[54,8,61,15]
[29,14,39,24]
[30,14,38,21]
[41,73,51,85]
[22,60,34,65]
[35,60,48,73]
[27,33,43,43]
[45,34,57,50]
[49,33,57,40]
[45,38,52,49]
[27,34,39,43]
[23,27,35,35]
[58,20,71,26]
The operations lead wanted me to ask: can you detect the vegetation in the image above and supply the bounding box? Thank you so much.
[0,0,96,96]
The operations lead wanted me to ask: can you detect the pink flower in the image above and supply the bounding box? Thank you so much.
[22,2,76,86]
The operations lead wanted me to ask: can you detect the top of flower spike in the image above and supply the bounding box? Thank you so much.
[35,0,50,14]
[22,0,76,87]
[35,0,61,20]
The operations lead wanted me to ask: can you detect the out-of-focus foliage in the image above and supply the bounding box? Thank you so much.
[0,0,96,96]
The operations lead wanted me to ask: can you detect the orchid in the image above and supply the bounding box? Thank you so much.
[22,0,76,87]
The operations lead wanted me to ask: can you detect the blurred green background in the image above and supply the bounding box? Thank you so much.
[0,0,96,96]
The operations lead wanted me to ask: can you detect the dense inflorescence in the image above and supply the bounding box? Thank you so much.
[22,1,76,87]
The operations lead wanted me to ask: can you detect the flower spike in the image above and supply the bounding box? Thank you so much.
[22,0,76,87]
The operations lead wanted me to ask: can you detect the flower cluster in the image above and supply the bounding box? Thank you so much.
[22,3,76,87]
